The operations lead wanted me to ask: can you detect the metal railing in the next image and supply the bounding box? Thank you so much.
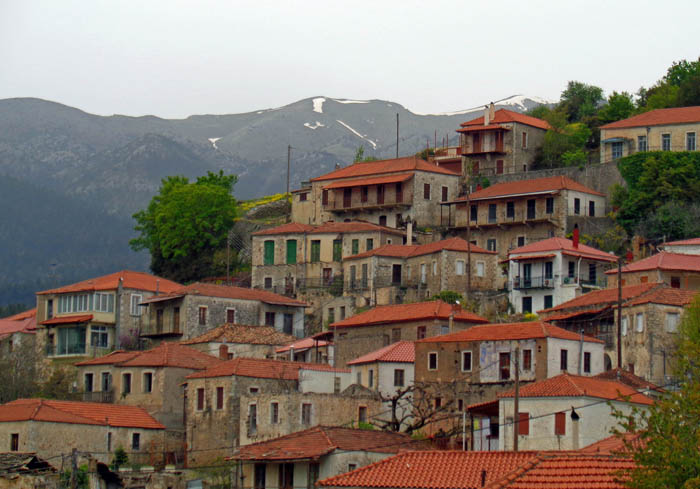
[82,389,114,403]
[323,193,410,211]
[510,276,555,290]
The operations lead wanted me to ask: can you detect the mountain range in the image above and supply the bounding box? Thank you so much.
[0,94,549,306]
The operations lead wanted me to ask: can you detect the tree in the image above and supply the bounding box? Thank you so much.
[0,340,39,403]
[636,201,700,243]
[130,171,238,282]
[354,146,377,162]
[559,81,604,123]
[430,291,464,305]
[613,295,700,488]
[678,73,700,107]
[598,92,635,124]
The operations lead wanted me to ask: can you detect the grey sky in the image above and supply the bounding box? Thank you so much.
[1,0,698,119]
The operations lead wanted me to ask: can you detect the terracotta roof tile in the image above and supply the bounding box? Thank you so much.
[74,350,140,366]
[231,426,421,461]
[593,369,663,392]
[37,270,181,295]
[0,318,36,340]
[185,357,342,380]
[600,106,700,129]
[417,321,603,344]
[275,336,331,354]
[499,373,654,405]
[323,173,414,189]
[331,301,488,329]
[453,176,604,202]
[141,282,307,307]
[662,237,700,246]
[310,157,459,182]
[251,222,315,236]
[347,341,415,365]
[0,399,165,429]
[604,251,700,274]
[539,283,659,313]
[509,237,616,262]
[4,308,36,321]
[459,108,552,131]
[345,238,494,261]
[580,433,643,454]
[345,244,417,260]
[622,287,696,307]
[115,342,222,369]
[318,450,539,489]
[39,314,93,326]
[181,324,296,346]
[253,220,404,237]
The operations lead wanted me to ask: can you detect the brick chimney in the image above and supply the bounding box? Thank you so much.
[489,102,495,121]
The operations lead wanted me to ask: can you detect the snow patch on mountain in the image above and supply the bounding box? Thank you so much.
[312,97,326,113]
[410,94,554,117]
[208,137,221,150]
[333,98,370,104]
[304,121,325,130]
[336,120,377,149]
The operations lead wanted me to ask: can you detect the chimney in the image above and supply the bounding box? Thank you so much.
[573,224,579,249]
[571,408,580,449]
[406,219,413,245]
[483,105,490,126]
[489,102,495,121]
[476,184,482,191]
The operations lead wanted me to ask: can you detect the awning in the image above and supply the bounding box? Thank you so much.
[323,173,413,190]
[561,250,617,262]
[139,294,184,305]
[456,124,510,133]
[466,399,499,416]
[40,314,93,326]
[510,254,556,262]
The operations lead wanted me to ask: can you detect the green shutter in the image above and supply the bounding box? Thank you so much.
[351,239,359,255]
[333,240,342,262]
[264,241,275,265]
[311,241,321,262]
[286,240,297,265]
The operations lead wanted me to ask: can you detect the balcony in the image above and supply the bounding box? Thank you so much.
[511,276,555,290]
[82,389,114,403]
[323,193,411,212]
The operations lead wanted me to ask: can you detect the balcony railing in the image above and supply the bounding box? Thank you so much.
[82,389,114,403]
[46,344,113,358]
[323,193,410,211]
[511,276,555,290]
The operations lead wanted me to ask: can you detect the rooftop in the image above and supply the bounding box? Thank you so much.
[600,105,700,129]
[417,321,603,344]
[345,237,495,261]
[275,336,331,354]
[622,287,696,307]
[185,357,344,380]
[539,282,660,313]
[4,308,37,321]
[459,108,552,131]
[347,341,415,365]
[0,317,36,340]
[604,251,700,274]
[139,282,308,307]
[451,176,604,202]
[310,156,459,182]
[252,220,405,237]
[181,323,296,346]
[75,342,222,370]
[37,270,181,295]
[593,369,663,393]
[331,301,488,329]
[662,237,700,247]
[509,237,617,262]
[0,399,165,429]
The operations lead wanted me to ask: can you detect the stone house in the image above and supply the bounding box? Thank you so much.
[599,106,700,162]
[414,321,604,443]
[330,300,488,368]
[341,237,501,309]
[0,399,165,466]
[440,176,607,259]
[231,426,422,489]
[0,317,35,357]
[182,358,355,467]
[35,271,181,361]
[274,334,333,364]
[180,323,296,360]
[659,237,700,255]
[457,104,551,176]
[291,156,461,229]
[468,374,653,451]
[139,282,308,341]
[605,251,700,290]
[74,342,222,431]
[507,235,617,314]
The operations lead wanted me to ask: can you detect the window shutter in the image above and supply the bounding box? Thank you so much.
[555,412,566,435]
[518,412,529,435]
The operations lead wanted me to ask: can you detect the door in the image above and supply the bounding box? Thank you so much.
[499,352,511,380]
[278,463,294,489]
[392,264,402,285]
[361,263,368,288]
[343,188,352,208]
[522,297,532,314]
[496,159,504,174]
[473,133,481,153]
[396,183,403,203]
[254,464,266,489]
[286,240,297,265]
[377,185,385,204]
[173,307,180,332]
[495,131,504,152]
[523,263,532,288]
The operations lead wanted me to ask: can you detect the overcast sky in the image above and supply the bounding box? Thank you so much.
[1,0,698,119]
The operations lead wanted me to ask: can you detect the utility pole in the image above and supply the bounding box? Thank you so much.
[513,347,520,452]
[396,113,399,158]
[465,183,471,298]
[287,144,291,195]
[70,448,78,489]
[617,255,623,368]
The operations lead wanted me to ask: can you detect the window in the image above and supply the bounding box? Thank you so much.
[521,132,528,149]
[394,369,405,387]
[589,263,597,284]
[254,464,266,489]
[325,307,335,325]
[666,312,681,333]
[456,260,465,275]
[196,388,204,410]
[671,276,681,288]
[688,132,697,151]
[361,186,368,202]
[487,239,497,252]
[423,183,431,200]
[263,240,275,265]
[544,295,553,310]
[506,201,515,218]
[622,316,628,336]
[226,308,236,323]
[545,261,553,279]
[197,306,207,326]
[638,135,647,152]
[420,263,427,283]
[568,261,575,278]
[266,401,278,424]
[635,312,644,333]
[428,352,438,370]
[560,349,568,371]
[334,377,341,393]
[84,373,94,393]
[351,239,359,255]
[299,192,308,202]
[10,433,18,452]
[488,204,497,223]
[348,464,357,472]
[583,352,591,373]
[461,351,472,372]
[546,197,554,214]
[366,238,374,251]
[441,186,448,201]
[132,433,140,451]
[340,306,346,320]
[496,159,504,174]
[368,369,374,388]
[101,372,111,391]
[311,240,321,262]
[46,299,53,319]
[499,352,511,380]
[265,311,275,327]
[574,198,581,215]
[527,199,536,219]
[358,406,367,423]
[263,277,273,289]
[249,404,257,434]
[332,239,343,262]
[301,403,312,425]
[476,261,485,277]
[555,412,566,436]
[91,326,108,348]
[284,239,297,265]
[216,387,224,410]
[432,260,437,276]
[107,432,112,452]
[517,412,529,435]
[611,141,623,159]
[130,294,143,316]
[322,189,328,205]
[391,327,401,343]
[122,373,131,394]
[517,236,525,247]
[662,133,671,151]
[522,349,532,371]
[470,204,478,222]
[417,326,426,340]
[356,371,362,385]
[143,372,153,393]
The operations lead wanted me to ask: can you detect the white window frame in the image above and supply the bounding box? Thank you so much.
[476,261,485,277]
[461,351,472,372]
[687,132,696,151]
[635,312,644,333]
[661,133,671,151]
[432,260,437,276]
[130,294,143,316]
[611,141,623,159]
[637,135,647,152]
[90,325,109,348]
[301,402,313,425]
[621,316,628,336]
[666,312,680,333]
[428,352,438,371]
[420,263,427,284]
[456,260,465,276]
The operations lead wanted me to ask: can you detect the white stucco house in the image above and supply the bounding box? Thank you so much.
[660,237,700,256]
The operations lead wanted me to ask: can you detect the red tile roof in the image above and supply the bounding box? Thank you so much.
[37,270,181,295]
[509,237,617,262]
[604,251,700,274]
[459,108,552,131]
[539,283,660,313]
[252,220,404,237]
[230,426,421,461]
[0,318,36,340]
[185,357,342,380]
[593,369,662,393]
[600,106,700,129]
[417,321,603,344]
[331,301,488,329]
[114,342,222,369]
[251,222,315,236]
[181,323,295,346]
[485,452,634,489]
[580,433,643,454]
[74,350,140,366]
[141,282,307,307]
[347,341,415,365]
[323,173,414,189]
[275,336,331,354]
[4,308,36,321]
[662,237,700,246]
[453,176,604,202]
[318,450,539,489]
[623,287,696,307]
[0,399,165,429]
[345,238,495,261]
[542,307,608,321]
[39,314,93,326]
[499,373,654,405]
[310,157,459,182]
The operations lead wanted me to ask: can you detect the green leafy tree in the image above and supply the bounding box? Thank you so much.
[110,446,129,471]
[664,58,700,87]
[598,91,635,124]
[354,146,377,162]
[636,201,700,242]
[537,122,592,168]
[430,291,464,305]
[130,171,238,282]
[559,81,604,123]
[678,72,700,107]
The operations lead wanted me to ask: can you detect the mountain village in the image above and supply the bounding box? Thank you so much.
[1,102,700,489]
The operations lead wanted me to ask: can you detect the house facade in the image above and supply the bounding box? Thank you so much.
[457,104,551,176]
[605,251,700,290]
[440,176,607,259]
[599,106,700,162]
[35,271,181,361]
[180,323,296,360]
[507,236,617,313]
